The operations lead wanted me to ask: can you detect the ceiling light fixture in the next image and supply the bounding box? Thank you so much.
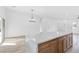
[27,8,43,32]
[28,9,38,22]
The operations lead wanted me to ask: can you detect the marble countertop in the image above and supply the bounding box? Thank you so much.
[35,32,72,44]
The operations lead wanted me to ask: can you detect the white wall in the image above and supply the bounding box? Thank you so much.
[41,18,58,32]
[0,7,5,18]
[5,8,59,37]
[41,18,72,34]
[5,8,40,37]
[5,7,73,37]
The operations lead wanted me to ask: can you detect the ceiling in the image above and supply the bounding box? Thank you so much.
[6,6,79,20]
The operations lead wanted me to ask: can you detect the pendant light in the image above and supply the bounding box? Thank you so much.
[28,9,37,22]
[28,8,43,32]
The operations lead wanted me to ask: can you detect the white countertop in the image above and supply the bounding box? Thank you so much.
[35,32,72,44]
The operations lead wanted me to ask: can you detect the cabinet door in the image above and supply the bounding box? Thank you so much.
[50,39,58,53]
[58,37,64,52]
[58,36,67,52]
[66,34,73,49]
[63,37,67,52]
[69,34,73,47]
[66,35,70,49]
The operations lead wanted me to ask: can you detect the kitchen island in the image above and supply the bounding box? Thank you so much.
[35,32,73,53]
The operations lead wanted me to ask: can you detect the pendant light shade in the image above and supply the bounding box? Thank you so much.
[28,9,37,22]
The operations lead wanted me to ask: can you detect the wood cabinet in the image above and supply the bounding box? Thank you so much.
[50,39,58,53]
[58,37,64,52]
[69,33,73,47]
[38,39,58,53]
[38,41,51,53]
[63,36,67,52]
[58,33,73,53]
[58,35,69,52]
[66,35,70,49]
[38,33,73,53]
